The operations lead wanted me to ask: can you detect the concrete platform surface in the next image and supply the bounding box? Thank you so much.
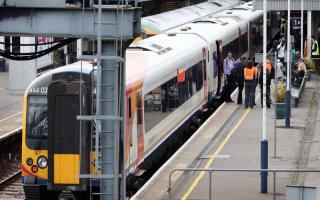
[132,74,320,200]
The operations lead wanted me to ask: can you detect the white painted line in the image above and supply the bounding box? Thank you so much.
[0,112,22,123]
[0,127,22,141]
[131,89,261,200]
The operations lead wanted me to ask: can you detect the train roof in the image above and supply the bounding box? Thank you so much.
[210,1,263,22]
[141,0,239,34]
[127,33,206,91]
[27,61,93,93]
[165,1,262,45]
[127,1,263,91]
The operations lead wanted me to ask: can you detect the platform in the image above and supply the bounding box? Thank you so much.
[0,71,23,139]
[132,74,320,200]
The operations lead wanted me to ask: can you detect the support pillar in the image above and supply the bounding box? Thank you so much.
[261,140,268,193]
[101,41,120,200]
[261,0,268,194]
[307,11,312,58]
[285,0,291,128]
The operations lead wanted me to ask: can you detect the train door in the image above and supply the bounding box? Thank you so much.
[136,91,144,167]
[238,28,242,57]
[126,95,133,168]
[215,40,223,96]
[47,81,90,190]
[202,48,208,99]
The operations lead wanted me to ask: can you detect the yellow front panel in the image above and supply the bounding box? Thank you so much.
[54,154,80,184]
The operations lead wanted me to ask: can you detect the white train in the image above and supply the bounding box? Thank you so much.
[126,1,279,180]
[141,0,240,36]
[22,2,280,198]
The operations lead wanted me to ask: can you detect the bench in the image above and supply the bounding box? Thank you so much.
[291,73,306,107]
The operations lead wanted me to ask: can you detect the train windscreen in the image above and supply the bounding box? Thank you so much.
[27,96,48,140]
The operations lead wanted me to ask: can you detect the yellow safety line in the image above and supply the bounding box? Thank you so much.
[0,112,22,123]
[181,108,252,200]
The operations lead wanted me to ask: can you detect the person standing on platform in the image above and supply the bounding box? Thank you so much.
[223,51,235,103]
[244,59,258,108]
[277,38,286,63]
[231,56,247,104]
[311,36,320,73]
[258,59,274,108]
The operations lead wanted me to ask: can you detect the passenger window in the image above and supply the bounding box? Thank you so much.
[128,97,132,119]
[137,92,142,125]
[143,60,204,133]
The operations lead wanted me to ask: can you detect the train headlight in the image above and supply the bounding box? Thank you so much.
[37,156,47,169]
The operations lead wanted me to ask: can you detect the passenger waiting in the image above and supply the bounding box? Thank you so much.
[292,58,306,87]
[277,38,286,64]
[223,51,235,103]
[231,56,247,105]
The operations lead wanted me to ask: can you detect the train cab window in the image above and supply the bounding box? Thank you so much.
[27,96,48,140]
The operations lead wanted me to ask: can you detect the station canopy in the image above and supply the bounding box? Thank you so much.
[253,0,320,11]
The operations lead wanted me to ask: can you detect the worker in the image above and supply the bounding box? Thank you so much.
[223,51,235,103]
[312,36,319,74]
[258,59,274,108]
[244,58,258,108]
[231,56,247,104]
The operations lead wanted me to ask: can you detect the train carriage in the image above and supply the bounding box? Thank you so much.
[21,2,280,199]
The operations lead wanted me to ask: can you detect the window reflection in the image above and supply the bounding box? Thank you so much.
[144,61,203,133]
[27,96,48,139]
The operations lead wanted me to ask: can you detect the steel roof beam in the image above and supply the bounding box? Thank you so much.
[0,6,141,38]
[253,0,320,11]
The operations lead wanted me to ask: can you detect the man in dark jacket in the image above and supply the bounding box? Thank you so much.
[258,59,274,108]
[231,56,247,104]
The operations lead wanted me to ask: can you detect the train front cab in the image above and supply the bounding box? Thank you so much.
[22,71,92,200]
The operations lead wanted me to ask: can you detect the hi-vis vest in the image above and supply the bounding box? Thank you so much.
[312,41,319,56]
[266,63,272,73]
[244,67,257,81]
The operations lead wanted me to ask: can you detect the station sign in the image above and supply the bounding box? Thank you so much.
[292,18,301,30]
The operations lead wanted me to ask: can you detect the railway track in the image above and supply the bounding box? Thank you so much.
[0,128,24,199]
[0,171,24,199]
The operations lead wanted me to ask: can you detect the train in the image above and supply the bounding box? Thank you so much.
[140,0,239,37]
[21,2,280,199]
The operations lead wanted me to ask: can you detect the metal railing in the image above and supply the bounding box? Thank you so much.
[168,168,320,200]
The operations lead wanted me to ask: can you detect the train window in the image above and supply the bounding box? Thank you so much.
[137,92,143,125]
[193,61,203,91]
[242,33,248,55]
[222,38,239,60]
[144,60,203,133]
[251,21,263,53]
[213,52,218,78]
[128,97,132,119]
[27,96,48,140]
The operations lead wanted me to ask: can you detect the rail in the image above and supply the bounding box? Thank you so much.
[168,168,320,200]
[0,170,21,191]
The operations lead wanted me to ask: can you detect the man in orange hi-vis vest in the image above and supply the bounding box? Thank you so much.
[258,59,274,108]
[244,58,258,108]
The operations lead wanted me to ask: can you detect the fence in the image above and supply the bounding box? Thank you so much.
[168,168,320,200]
